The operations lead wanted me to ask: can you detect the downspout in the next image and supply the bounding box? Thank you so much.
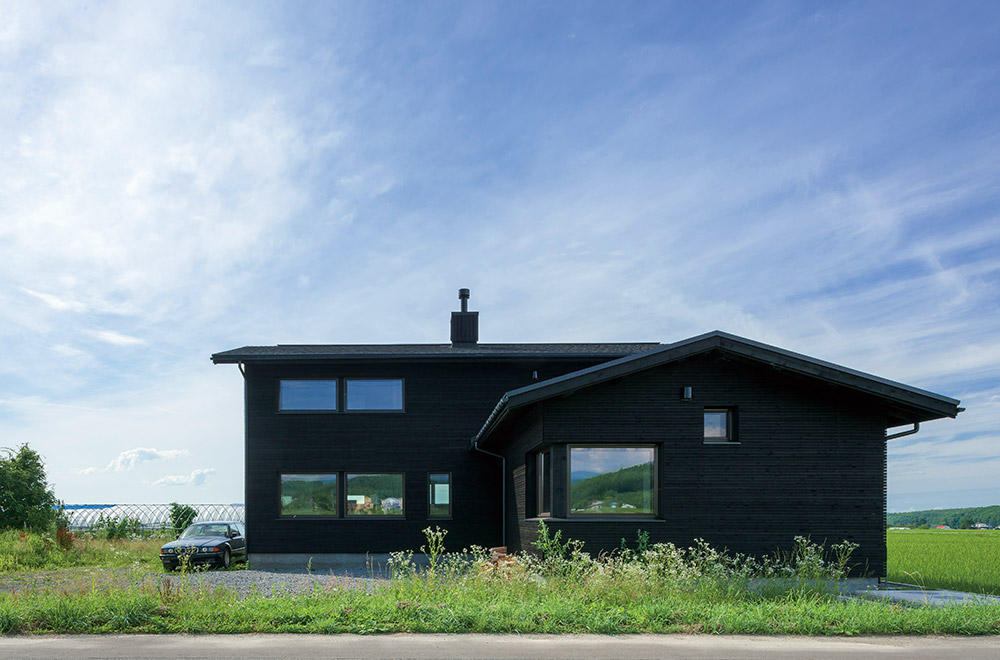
[885,422,919,440]
[471,440,506,548]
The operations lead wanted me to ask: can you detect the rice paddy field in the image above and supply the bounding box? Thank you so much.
[887,528,1000,595]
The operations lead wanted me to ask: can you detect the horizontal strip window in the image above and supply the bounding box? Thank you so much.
[279,474,338,517]
[346,379,404,411]
[569,446,657,517]
[279,380,337,411]
[347,473,404,516]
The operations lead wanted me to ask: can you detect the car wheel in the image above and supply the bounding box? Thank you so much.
[220,548,231,569]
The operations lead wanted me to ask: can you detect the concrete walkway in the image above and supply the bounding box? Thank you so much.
[3,634,1000,660]
[851,586,1000,607]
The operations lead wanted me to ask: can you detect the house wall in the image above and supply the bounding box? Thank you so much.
[243,358,604,554]
[498,351,888,576]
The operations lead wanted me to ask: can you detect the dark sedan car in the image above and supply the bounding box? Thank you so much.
[160,521,247,570]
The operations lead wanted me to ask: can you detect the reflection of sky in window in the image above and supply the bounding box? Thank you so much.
[280,380,337,410]
[704,412,728,437]
[571,447,654,474]
[346,379,402,410]
[282,474,336,484]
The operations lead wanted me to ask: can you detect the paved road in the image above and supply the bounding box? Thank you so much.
[3,634,1000,659]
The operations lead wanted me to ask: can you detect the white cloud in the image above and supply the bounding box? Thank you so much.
[21,288,86,312]
[102,447,188,472]
[154,468,216,487]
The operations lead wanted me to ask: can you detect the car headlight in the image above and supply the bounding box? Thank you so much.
[201,546,219,552]
[161,548,173,554]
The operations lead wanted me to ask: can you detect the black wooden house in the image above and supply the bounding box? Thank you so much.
[212,290,960,575]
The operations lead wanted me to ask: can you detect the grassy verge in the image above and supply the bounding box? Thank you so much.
[0,529,166,573]
[887,529,1000,595]
[2,570,999,635]
[2,526,1000,635]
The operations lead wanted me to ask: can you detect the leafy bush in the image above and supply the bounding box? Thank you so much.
[169,503,197,536]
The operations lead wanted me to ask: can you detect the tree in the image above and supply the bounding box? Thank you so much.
[169,502,197,535]
[0,444,59,532]
[959,516,974,530]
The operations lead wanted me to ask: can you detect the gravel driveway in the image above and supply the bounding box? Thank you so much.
[0,567,385,598]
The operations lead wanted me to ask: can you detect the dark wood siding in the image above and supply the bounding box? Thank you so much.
[244,358,602,554]
[496,352,888,576]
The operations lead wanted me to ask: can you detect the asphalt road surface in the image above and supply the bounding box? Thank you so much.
[3,634,1000,659]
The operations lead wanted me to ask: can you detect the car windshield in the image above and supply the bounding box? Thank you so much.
[179,524,228,539]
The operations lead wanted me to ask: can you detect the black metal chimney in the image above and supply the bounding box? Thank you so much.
[450,288,479,345]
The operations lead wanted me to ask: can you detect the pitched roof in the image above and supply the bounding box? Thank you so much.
[473,330,962,445]
[211,342,660,363]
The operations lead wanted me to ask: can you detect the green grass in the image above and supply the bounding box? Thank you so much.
[887,528,1000,595]
[0,529,167,573]
[3,526,1000,635]
[1,568,999,635]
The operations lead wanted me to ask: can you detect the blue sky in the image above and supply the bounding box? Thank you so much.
[1,1,997,512]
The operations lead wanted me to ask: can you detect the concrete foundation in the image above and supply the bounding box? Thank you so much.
[249,552,430,576]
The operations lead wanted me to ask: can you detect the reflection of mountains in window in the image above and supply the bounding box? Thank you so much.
[570,464,654,513]
[281,476,337,515]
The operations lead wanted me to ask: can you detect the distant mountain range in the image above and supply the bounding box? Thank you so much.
[887,505,1000,528]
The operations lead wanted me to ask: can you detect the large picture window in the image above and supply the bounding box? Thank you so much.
[279,474,338,516]
[279,380,338,411]
[569,446,656,516]
[345,379,404,411]
[346,473,404,516]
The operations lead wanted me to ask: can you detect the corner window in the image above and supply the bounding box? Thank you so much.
[279,474,338,516]
[345,379,404,411]
[346,473,404,516]
[704,408,737,443]
[569,446,656,516]
[537,450,552,517]
[279,380,337,411]
[428,473,451,518]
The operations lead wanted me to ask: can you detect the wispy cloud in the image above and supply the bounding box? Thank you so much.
[153,468,216,487]
[88,330,145,347]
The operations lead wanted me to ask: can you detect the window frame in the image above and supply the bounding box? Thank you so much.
[345,472,406,518]
[277,472,340,518]
[427,472,452,519]
[536,449,552,518]
[344,378,405,412]
[277,379,339,413]
[566,444,658,519]
[703,407,739,444]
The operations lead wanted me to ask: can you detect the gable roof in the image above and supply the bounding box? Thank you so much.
[211,342,659,363]
[473,331,962,445]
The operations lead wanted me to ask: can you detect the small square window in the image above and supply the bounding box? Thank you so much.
[704,408,736,443]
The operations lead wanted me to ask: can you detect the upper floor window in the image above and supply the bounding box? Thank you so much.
[279,380,337,411]
[704,408,737,443]
[346,379,404,411]
[569,446,656,516]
